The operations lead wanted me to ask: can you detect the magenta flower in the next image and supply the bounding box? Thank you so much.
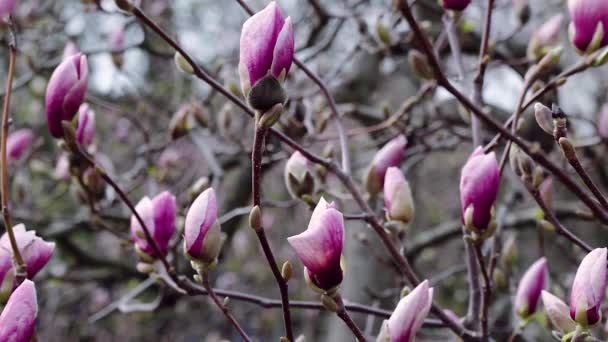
[568,0,608,53]
[440,0,471,11]
[570,247,607,326]
[238,1,294,95]
[0,0,16,19]
[542,290,576,334]
[287,197,344,291]
[460,147,500,232]
[76,103,96,147]
[45,53,89,138]
[514,257,549,318]
[130,191,176,260]
[384,167,414,224]
[0,224,55,280]
[62,41,79,61]
[598,103,608,139]
[6,129,34,163]
[0,279,38,342]
[528,15,564,60]
[385,280,433,342]
[284,151,315,199]
[365,135,407,195]
[184,188,223,263]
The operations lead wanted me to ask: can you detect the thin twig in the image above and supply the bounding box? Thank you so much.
[334,293,367,341]
[473,244,491,341]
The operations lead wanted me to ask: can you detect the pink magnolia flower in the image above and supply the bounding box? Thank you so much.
[514,257,549,318]
[238,1,294,96]
[0,0,16,19]
[528,15,564,60]
[598,103,608,138]
[6,129,34,163]
[460,147,500,232]
[76,103,96,147]
[0,279,38,342]
[287,197,344,291]
[542,290,576,334]
[183,188,223,263]
[383,167,414,224]
[440,0,471,11]
[570,247,607,326]
[130,191,176,260]
[45,53,89,138]
[0,224,55,280]
[62,41,79,61]
[365,135,407,195]
[284,151,315,199]
[385,280,433,342]
[568,0,608,53]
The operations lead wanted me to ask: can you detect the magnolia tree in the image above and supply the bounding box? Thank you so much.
[1,0,608,341]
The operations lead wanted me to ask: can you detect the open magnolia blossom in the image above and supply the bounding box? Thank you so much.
[569,247,607,326]
[288,197,344,292]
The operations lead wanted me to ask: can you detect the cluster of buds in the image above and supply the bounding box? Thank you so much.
[0,280,38,341]
[0,224,55,303]
[284,151,316,202]
[130,192,176,272]
[376,280,433,342]
[288,198,344,293]
[239,1,294,123]
[6,129,34,163]
[184,188,224,269]
[527,15,564,61]
[514,257,549,319]
[364,135,407,196]
[459,147,500,239]
[509,145,544,189]
[440,0,471,11]
[568,0,608,54]
[383,167,414,230]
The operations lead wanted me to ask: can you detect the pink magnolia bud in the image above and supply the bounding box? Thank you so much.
[184,188,223,264]
[284,151,315,199]
[54,153,71,181]
[76,103,96,147]
[460,147,500,232]
[0,0,17,19]
[568,0,608,53]
[0,249,12,302]
[365,135,407,195]
[6,129,34,163]
[62,41,79,61]
[514,257,549,318]
[130,192,176,260]
[539,177,553,210]
[288,197,344,291]
[598,103,608,138]
[384,167,414,224]
[570,247,607,326]
[528,15,564,61]
[440,0,471,11]
[0,279,38,342]
[45,53,89,138]
[384,280,433,342]
[0,224,55,280]
[238,1,294,96]
[542,290,576,334]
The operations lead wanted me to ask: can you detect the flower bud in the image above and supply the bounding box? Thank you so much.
[174,52,195,75]
[528,15,564,61]
[239,1,294,97]
[460,147,500,233]
[407,50,433,80]
[542,290,576,334]
[500,234,518,271]
[6,129,34,163]
[513,0,530,24]
[514,257,549,318]
[288,198,344,291]
[248,74,286,112]
[539,177,553,210]
[76,103,96,147]
[598,103,608,138]
[569,247,607,326]
[284,151,315,199]
[365,135,407,196]
[379,280,433,342]
[0,279,38,342]
[383,167,414,224]
[184,188,224,264]
[440,0,471,11]
[45,53,89,138]
[249,205,263,231]
[568,0,608,54]
[169,104,193,140]
[130,192,176,260]
[534,102,554,135]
